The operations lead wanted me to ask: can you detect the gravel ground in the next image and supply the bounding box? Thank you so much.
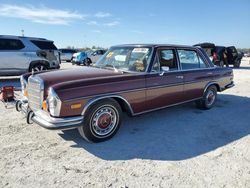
[0,59,250,188]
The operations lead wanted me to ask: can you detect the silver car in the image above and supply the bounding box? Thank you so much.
[0,35,60,76]
[59,48,77,62]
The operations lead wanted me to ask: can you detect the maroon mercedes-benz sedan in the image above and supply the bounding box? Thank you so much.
[16,44,234,142]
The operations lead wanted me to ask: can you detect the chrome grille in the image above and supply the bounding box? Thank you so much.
[28,76,44,112]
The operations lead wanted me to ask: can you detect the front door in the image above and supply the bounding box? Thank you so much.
[145,48,184,110]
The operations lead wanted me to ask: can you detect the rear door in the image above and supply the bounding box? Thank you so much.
[176,48,213,101]
[0,38,29,75]
[145,48,184,110]
[226,46,238,64]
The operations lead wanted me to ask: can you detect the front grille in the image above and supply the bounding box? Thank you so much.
[28,76,44,112]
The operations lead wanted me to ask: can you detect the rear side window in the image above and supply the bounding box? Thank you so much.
[61,49,76,53]
[31,40,57,50]
[0,39,25,50]
[177,49,208,70]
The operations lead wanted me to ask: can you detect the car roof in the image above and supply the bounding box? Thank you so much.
[193,43,215,48]
[112,44,198,49]
[0,35,53,42]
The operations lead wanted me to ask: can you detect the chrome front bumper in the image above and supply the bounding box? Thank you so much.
[225,81,235,89]
[16,99,83,130]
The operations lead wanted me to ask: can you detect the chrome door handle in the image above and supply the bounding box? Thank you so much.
[176,75,184,79]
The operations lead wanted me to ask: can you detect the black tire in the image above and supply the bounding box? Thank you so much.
[15,100,22,112]
[78,99,122,143]
[196,85,217,110]
[85,58,92,66]
[30,63,48,72]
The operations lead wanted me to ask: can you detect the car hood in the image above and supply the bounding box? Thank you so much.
[34,67,123,95]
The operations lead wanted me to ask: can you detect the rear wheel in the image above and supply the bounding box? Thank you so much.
[78,99,122,143]
[30,64,48,72]
[84,58,92,66]
[196,85,217,110]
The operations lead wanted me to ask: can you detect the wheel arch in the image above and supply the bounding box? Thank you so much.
[81,95,134,116]
[204,82,221,93]
[28,60,50,72]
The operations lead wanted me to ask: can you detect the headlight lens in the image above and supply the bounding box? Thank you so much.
[20,75,28,97]
[47,88,61,117]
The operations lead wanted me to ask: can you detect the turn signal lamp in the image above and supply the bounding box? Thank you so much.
[71,103,82,109]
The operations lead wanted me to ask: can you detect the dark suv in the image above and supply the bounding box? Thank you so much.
[194,43,243,67]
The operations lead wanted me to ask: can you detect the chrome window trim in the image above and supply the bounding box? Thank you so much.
[148,66,216,75]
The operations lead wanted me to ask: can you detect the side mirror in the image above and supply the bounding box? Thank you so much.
[161,66,170,72]
[159,66,170,76]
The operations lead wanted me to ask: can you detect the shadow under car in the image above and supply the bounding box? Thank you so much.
[58,94,250,161]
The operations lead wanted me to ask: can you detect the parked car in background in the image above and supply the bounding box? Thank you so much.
[16,44,234,142]
[72,49,106,66]
[71,51,89,65]
[59,48,77,62]
[226,46,244,67]
[243,53,249,57]
[194,43,243,67]
[0,35,60,76]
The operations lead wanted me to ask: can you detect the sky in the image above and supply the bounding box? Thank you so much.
[0,0,249,48]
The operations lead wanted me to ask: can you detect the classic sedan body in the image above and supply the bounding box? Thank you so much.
[16,44,234,142]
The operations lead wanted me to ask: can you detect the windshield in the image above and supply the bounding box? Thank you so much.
[94,47,153,73]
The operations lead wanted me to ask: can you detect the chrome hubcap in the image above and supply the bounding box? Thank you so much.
[206,90,216,106]
[91,106,117,137]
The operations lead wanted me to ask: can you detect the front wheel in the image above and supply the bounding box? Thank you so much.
[196,85,217,110]
[78,99,122,143]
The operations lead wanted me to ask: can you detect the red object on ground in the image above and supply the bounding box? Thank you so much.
[0,86,15,101]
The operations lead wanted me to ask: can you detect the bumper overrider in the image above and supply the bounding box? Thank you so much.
[16,99,84,130]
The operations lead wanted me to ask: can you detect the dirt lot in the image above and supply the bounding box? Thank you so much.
[0,59,250,188]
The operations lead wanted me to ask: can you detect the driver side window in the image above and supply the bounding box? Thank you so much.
[152,49,178,72]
